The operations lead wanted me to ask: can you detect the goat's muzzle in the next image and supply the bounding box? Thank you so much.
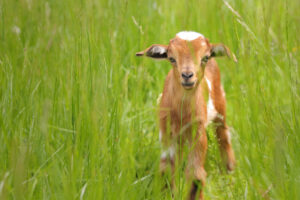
[181,72,195,89]
[182,81,195,89]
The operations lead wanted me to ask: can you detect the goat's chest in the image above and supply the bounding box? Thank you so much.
[169,99,204,129]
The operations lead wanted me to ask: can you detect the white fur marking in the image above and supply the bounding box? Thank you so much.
[176,31,204,41]
[160,145,176,159]
[205,77,224,124]
[207,97,218,124]
[205,77,215,126]
[205,77,212,91]
[205,77,224,126]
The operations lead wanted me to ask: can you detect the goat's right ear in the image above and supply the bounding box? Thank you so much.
[136,44,168,59]
[210,44,237,62]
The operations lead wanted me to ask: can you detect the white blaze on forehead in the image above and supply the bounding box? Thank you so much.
[176,31,204,41]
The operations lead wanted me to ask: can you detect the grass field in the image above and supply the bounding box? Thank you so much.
[0,0,300,199]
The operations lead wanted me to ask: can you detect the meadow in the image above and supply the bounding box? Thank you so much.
[0,0,299,199]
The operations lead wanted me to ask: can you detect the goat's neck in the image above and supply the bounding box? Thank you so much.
[170,74,198,112]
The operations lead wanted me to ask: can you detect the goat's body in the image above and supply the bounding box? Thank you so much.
[159,59,223,147]
[159,59,235,199]
[137,31,235,200]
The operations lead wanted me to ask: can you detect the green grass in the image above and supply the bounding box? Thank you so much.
[0,0,299,199]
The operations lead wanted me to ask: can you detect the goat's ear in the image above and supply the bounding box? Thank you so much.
[136,44,168,59]
[210,44,237,62]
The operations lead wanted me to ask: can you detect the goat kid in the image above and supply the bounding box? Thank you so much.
[136,31,236,200]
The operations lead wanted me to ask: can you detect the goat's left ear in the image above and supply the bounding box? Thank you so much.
[136,44,168,59]
[210,44,237,62]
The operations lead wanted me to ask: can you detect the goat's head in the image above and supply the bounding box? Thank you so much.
[136,31,235,90]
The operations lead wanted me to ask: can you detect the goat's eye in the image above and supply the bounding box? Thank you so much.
[201,56,209,65]
[201,55,209,63]
[169,57,176,63]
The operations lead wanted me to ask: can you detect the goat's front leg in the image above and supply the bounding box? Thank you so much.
[159,116,176,191]
[186,127,207,200]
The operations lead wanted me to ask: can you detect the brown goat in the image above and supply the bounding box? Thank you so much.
[136,31,236,200]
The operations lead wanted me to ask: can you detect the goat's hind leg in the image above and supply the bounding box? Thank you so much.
[213,105,235,171]
[215,122,235,171]
[213,86,236,171]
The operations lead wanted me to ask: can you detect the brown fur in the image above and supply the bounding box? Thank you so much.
[137,33,235,200]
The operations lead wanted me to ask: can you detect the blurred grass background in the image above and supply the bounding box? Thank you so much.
[0,0,299,199]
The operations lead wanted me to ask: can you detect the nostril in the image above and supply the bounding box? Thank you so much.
[182,72,194,79]
[187,73,194,78]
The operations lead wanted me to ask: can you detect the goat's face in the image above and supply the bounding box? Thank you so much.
[167,34,209,89]
[136,31,235,90]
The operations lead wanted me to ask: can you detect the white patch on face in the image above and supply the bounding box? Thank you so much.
[201,42,206,46]
[176,31,204,41]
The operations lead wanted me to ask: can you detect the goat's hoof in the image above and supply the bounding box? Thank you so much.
[226,161,235,172]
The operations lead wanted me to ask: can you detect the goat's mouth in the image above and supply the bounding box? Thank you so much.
[182,81,195,89]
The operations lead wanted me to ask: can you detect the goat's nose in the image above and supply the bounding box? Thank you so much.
[181,72,194,79]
